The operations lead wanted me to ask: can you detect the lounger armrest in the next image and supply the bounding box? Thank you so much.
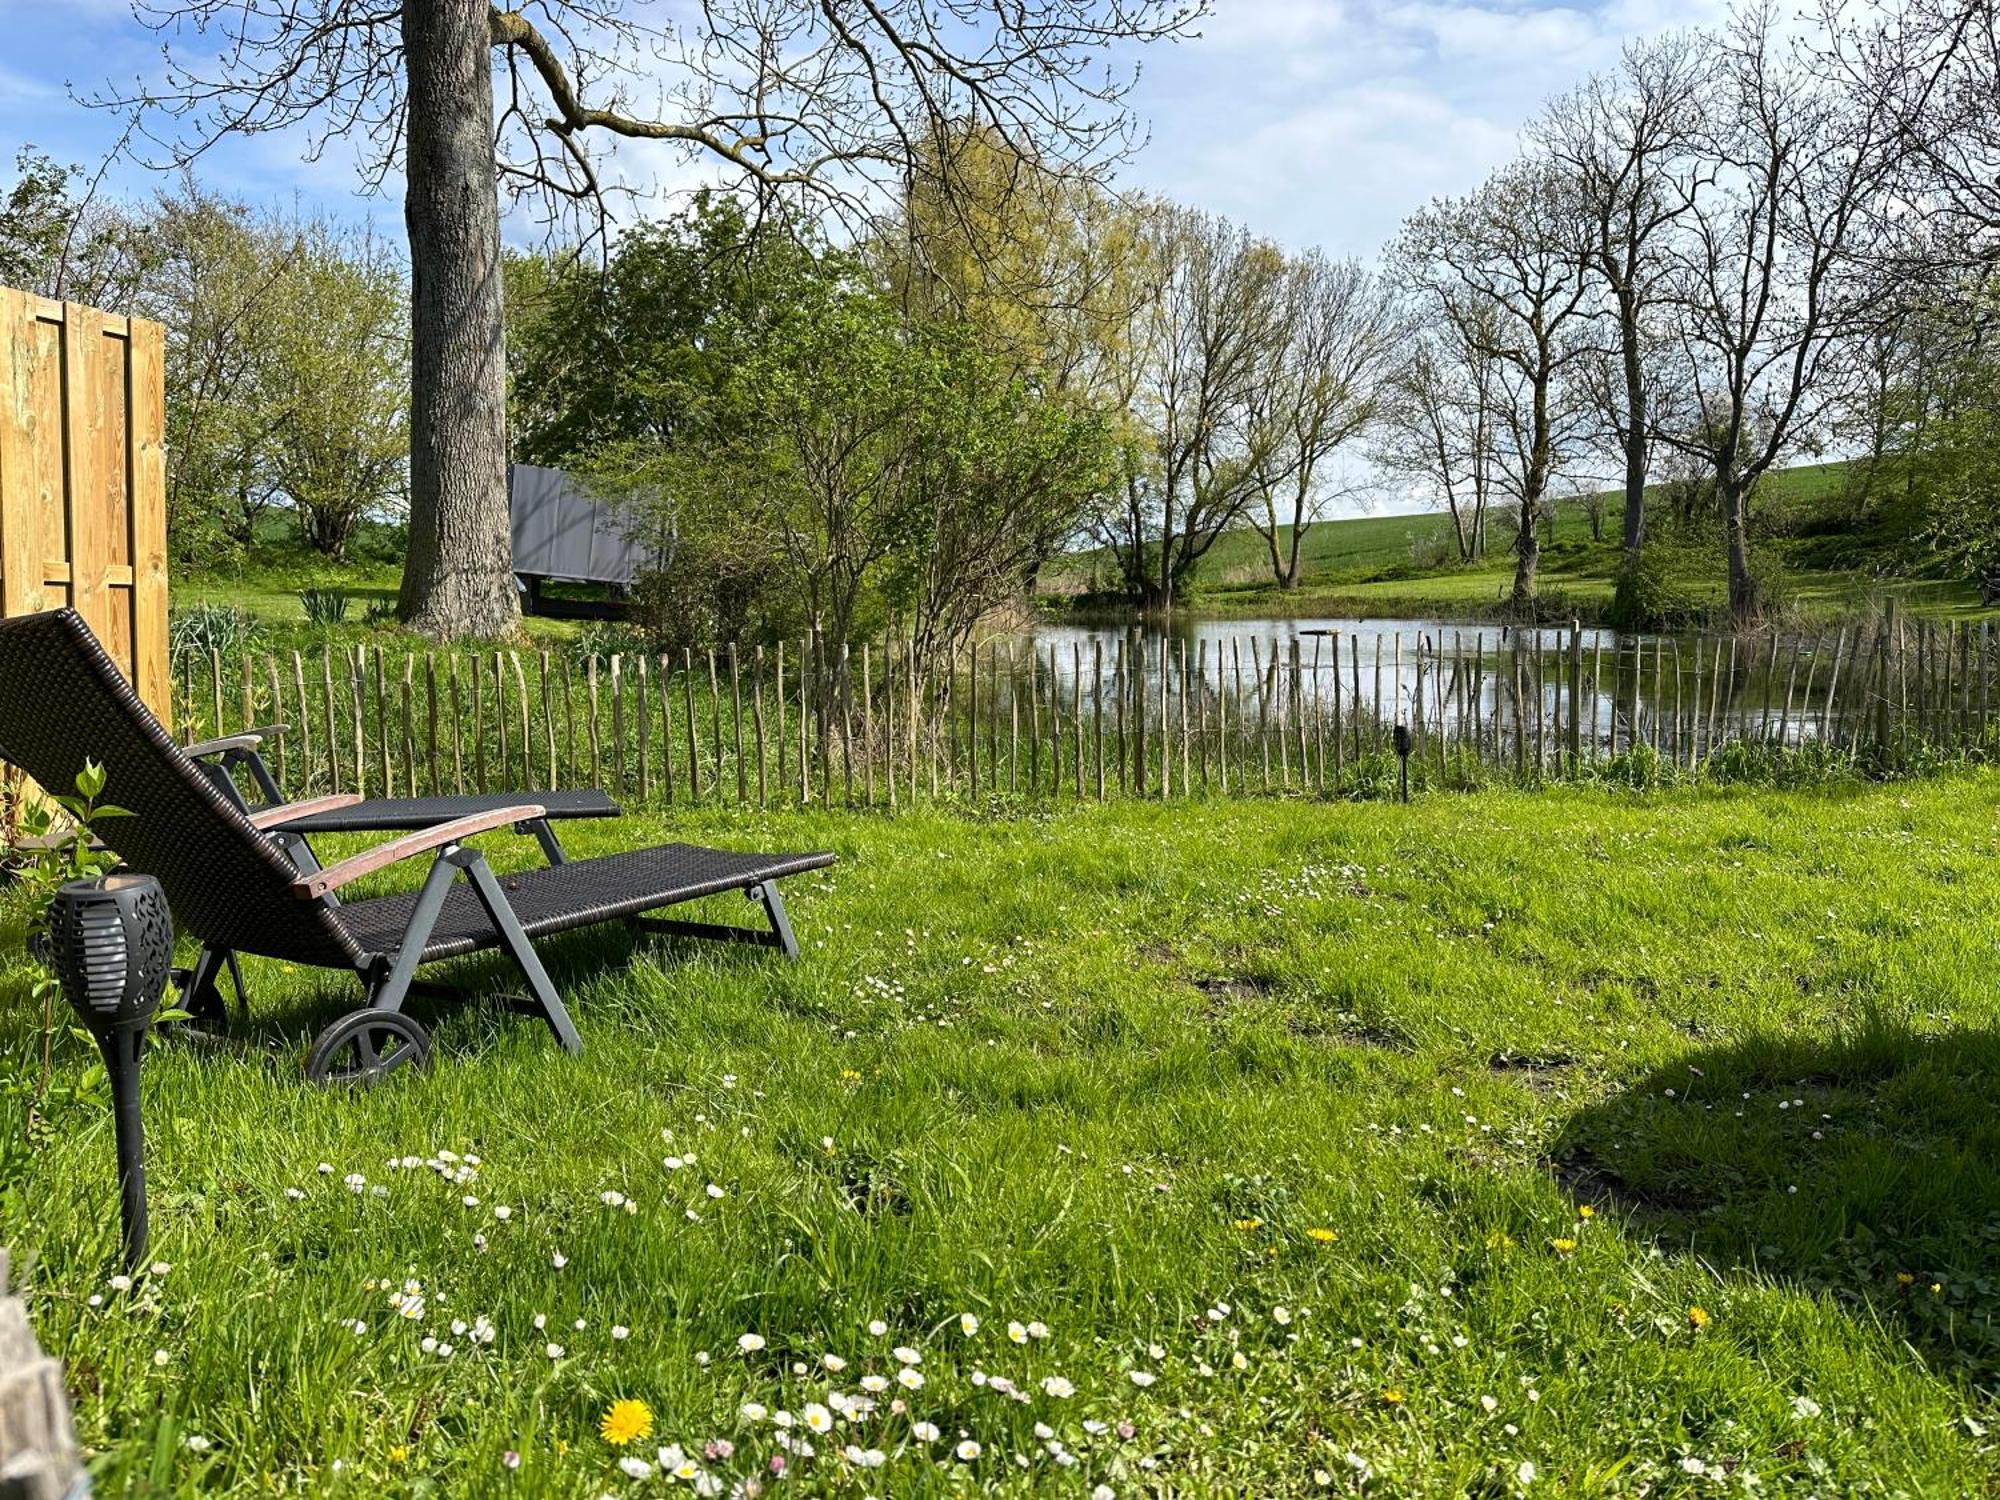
[185,732,269,760]
[249,793,363,830]
[293,804,547,899]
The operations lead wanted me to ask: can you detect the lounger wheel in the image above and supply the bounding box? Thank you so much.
[305,1009,432,1087]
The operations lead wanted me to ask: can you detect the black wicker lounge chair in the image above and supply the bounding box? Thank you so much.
[0,609,835,1083]
[184,723,622,867]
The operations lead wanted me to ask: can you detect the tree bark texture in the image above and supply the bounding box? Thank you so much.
[397,0,520,639]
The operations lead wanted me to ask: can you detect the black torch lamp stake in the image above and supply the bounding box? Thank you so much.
[1393,722,1412,803]
[45,873,173,1273]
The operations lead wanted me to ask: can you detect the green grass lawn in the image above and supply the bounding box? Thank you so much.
[10,781,2000,1494]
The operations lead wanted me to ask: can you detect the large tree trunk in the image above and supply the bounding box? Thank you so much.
[1510,496,1539,614]
[1722,478,1760,626]
[396,0,519,640]
[1618,296,1648,570]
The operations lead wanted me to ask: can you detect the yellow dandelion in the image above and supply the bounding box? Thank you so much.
[1687,1306,1710,1331]
[388,1446,409,1465]
[1577,1205,1595,1220]
[840,1069,862,1082]
[1383,1389,1405,1405]
[1931,1283,1943,1295]
[1896,1272,1915,1286]
[1307,1227,1338,1243]
[1232,1217,1263,1232]
[1550,1238,1577,1255]
[600,1399,654,1447]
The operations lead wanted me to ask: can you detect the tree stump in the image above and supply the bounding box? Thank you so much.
[0,1252,82,1500]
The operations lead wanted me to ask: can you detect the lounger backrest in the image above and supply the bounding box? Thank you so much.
[0,610,359,967]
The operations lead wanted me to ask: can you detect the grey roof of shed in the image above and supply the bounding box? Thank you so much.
[509,463,655,585]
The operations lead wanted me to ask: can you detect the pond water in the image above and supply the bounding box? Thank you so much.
[984,614,1862,751]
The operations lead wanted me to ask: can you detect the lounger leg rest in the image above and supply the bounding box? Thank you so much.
[458,850,583,1056]
[631,881,800,961]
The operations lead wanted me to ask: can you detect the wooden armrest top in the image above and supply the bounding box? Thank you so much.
[185,732,268,759]
[293,804,547,900]
[248,793,363,830]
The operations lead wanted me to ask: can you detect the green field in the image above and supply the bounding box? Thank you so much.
[9,780,2000,1493]
[1048,464,1993,624]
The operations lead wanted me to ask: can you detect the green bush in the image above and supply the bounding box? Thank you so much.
[167,603,259,673]
[297,587,350,627]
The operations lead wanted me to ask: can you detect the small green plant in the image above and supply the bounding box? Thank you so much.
[297,587,351,627]
[566,621,652,667]
[167,603,260,673]
[362,599,398,626]
[3,762,151,1179]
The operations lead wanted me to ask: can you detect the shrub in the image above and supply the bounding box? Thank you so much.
[298,587,350,627]
[168,603,259,673]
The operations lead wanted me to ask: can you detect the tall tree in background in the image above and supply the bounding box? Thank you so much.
[1247,252,1401,589]
[1372,325,1501,563]
[1654,3,1895,625]
[1092,204,1290,610]
[1534,32,1708,605]
[1395,161,1592,612]
[112,0,1201,638]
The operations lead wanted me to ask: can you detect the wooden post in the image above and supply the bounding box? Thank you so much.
[753,645,769,809]
[729,643,746,803]
[636,653,651,802]
[1092,639,1105,801]
[539,652,557,790]
[684,649,703,804]
[400,654,417,795]
[660,654,677,805]
[708,649,725,799]
[348,647,368,798]
[447,652,464,795]
[586,655,602,793]
[493,650,509,791]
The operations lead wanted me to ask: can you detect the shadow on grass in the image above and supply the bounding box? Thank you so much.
[1551,1022,2000,1382]
[180,901,791,1062]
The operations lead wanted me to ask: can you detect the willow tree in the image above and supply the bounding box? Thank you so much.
[109,0,1199,638]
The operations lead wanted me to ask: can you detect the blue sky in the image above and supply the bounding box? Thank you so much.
[0,0,1730,264]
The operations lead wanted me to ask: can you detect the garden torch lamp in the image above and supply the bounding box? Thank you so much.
[1393,722,1412,804]
[45,873,173,1273]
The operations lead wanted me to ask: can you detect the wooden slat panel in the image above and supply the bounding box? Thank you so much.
[61,303,114,649]
[127,316,167,722]
[0,288,44,618]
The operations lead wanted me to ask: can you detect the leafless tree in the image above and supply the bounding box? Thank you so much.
[100,0,1202,638]
[1534,31,1709,581]
[1247,251,1402,588]
[1820,0,1999,267]
[1092,203,1291,611]
[1370,321,1501,562]
[1394,160,1594,612]
[1655,3,1897,625]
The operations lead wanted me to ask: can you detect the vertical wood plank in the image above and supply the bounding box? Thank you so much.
[730,643,746,804]
[125,315,169,720]
[610,653,626,800]
[636,653,651,803]
[753,645,768,809]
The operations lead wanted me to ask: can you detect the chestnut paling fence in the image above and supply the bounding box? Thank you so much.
[173,611,1994,809]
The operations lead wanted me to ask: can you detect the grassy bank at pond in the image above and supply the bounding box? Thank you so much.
[1046,462,2000,626]
[9,781,2000,1494]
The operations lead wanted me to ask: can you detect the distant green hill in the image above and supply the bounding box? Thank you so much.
[1044,461,1985,623]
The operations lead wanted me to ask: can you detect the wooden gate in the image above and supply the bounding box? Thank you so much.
[0,288,170,721]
